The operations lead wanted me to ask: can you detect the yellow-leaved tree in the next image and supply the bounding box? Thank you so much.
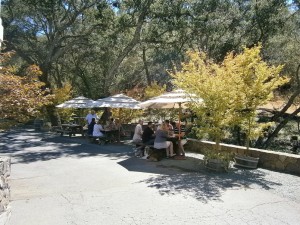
[171,45,288,151]
[224,45,289,149]
[171,51,238,150]
[52,83,75,124]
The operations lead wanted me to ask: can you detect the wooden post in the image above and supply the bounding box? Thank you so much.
[178,103,181,141]
[117,108,122,143]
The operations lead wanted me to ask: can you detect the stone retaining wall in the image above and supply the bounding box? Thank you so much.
[185,138,300,175]
[0,157,11,224]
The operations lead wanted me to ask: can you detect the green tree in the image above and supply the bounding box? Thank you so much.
[257,2,300,148]
[3,0,105,87]
[2,0,299,142]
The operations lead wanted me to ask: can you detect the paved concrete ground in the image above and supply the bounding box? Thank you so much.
[1,127,300,225]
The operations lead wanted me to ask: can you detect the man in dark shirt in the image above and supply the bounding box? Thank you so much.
[87,118,96,136]
[142,121,155,145]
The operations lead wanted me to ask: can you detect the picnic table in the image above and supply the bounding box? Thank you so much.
[167,136,181,155]
[57,124,85,137]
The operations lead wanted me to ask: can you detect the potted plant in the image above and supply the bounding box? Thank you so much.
[291,136,299,154]
[203,151,233,172]
[233,115,262,169]
[234,154,259,169]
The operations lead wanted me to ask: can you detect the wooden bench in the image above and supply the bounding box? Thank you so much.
[59,124,85,137]
[88,135,115,145]
[146,147,167,161]
[89,136,104,145]
[56,129,73,137]
[133,144,166,159]
[133,143,147,157]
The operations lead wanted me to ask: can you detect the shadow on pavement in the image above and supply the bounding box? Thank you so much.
[0,128,133,164]
[118,155,204,174]
[0,127,283,203]
[138,169,282,203]
[118,154,283,203]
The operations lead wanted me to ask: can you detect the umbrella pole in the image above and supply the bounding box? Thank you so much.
[178,103,181,141]
[118,108,121,143]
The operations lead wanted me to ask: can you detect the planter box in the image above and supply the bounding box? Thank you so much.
[234,155,259,169]
[205,159,229,172]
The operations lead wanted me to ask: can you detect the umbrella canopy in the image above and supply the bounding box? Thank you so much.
[56,96,94,109]
[138,89,202,109]
[92,94,141,109]
[91,94,141,142]
[139,89,202,141]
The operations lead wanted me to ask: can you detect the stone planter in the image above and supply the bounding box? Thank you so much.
[204,159,229,172]
[234,155,259,169]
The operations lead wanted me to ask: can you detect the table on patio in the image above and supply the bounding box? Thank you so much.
[103,129,119,142]
[57,124,85,137]
[167,136,181,154]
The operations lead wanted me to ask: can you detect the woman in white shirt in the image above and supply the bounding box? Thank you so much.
[93,120,105,137]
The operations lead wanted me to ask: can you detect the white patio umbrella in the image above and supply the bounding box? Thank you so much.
[92,94,141,109]
[139,89,203,138]
[56,96,94,109]
[91,94,141,142]
[138,89,202,109]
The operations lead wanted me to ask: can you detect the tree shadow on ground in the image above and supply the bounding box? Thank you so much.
[0,128,283,204]
[139,169,282,203]
[0,128,133,164]
[118,153,283,203]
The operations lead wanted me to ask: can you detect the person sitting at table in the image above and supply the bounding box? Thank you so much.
[105,118,118,130]
[142,122,155,146]
[114,118,126,137]
[93,120,105,137]
[87,118,96,136]
[165,119,173,131]
[132,120,143,144]
[171,121,186,156]
[140,121,156,157]
[85,110,99,125]
[154,122,175,158]
[132,120,144,157]
[105,118,120,142]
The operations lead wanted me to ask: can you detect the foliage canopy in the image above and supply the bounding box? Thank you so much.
[171,45,288,149]
[0,52,53,125]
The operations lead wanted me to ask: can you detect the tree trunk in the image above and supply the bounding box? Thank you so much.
[106,0,153,80]
[256,64,300,149]
[142,46,151,85]
[215,137,221,151]
[261,107,300,148]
